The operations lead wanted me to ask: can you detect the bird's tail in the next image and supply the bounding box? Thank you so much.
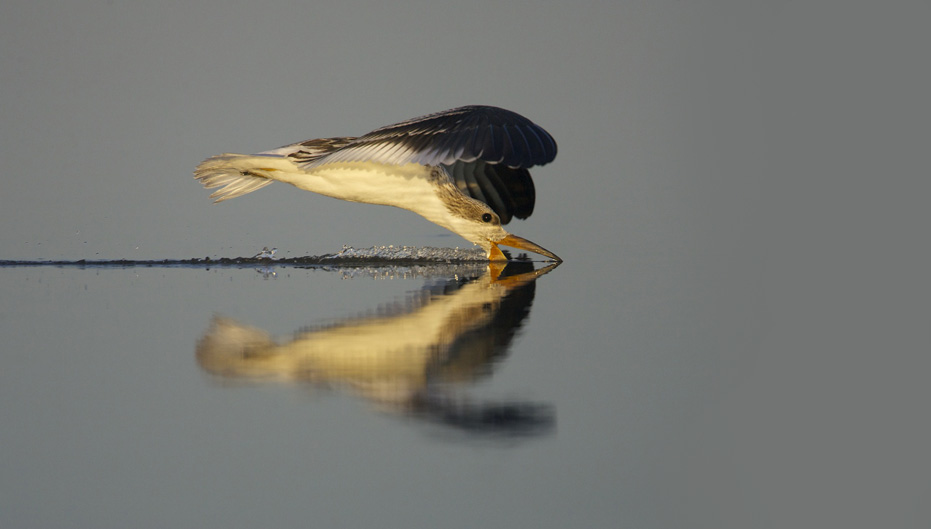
[193,153,299,203]
[195,316,279,379]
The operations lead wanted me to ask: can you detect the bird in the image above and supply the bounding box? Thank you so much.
[251,247,277,259]
[193,105,561,262]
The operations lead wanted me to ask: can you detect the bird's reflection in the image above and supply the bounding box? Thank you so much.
[196,261,558,439]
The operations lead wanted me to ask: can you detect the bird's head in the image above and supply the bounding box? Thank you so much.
[441,199,561,262]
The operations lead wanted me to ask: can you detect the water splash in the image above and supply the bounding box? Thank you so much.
[0,245,488,270]
[328,245,485,261]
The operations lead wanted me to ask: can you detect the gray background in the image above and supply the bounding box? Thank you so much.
[2,1,928,528]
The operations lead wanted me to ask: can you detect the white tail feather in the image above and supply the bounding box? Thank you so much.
[193,153,299,202]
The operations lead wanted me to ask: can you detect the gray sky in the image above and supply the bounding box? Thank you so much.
[3,1,927,263]
[3,0,924,267]
[0,1,778,260]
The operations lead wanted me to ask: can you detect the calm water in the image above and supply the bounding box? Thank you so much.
[0,253,742,528]
[3,242,928,529]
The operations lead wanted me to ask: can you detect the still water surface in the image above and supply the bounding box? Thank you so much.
[2,254,763,528]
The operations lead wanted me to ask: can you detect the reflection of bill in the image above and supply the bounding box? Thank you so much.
[196,262,559,438]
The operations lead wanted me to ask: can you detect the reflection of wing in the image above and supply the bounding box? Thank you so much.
[429,264,539,384]
[196,262,558,437]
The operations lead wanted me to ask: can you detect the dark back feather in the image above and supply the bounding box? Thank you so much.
[300,106,556,223]
[302,105,557,170]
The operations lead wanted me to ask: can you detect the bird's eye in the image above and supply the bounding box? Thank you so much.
[482,213,493,223]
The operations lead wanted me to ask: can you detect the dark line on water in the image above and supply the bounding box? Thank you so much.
[0,255,489,269]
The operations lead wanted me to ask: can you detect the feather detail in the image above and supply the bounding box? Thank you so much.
[445,160,535,223]
[193,153,298,202]
[301,106,557,170]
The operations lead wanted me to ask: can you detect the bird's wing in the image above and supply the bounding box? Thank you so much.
[299,106,555,222]
[300,106,557,170]
[447,161,535,223]
[260,137,357,164]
